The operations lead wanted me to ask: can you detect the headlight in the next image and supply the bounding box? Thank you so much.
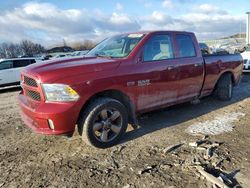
[42,84,80,102]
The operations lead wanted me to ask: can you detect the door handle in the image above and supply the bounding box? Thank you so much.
[166,66,177,70]
[194,63,203,67]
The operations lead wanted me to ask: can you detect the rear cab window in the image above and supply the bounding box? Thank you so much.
[143,34,174,62]
[176,34,196,58]
[0,61,13,70]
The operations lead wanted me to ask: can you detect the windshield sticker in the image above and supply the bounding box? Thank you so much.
[128,34,143,38]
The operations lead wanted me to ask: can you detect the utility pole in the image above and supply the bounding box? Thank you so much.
[240,23,242,38]
[247,12,250,45]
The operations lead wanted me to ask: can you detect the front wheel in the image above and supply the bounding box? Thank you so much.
[78,98,128,148]
[214,74,233,101]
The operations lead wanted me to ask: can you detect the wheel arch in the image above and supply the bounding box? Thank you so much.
[214,71,235,90]
[78,89,137,125]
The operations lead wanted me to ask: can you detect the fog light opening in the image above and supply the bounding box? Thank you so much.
[48,119,55,130]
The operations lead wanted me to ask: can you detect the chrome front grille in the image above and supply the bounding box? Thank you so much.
[26,90,41,101]
[24,76,38,87]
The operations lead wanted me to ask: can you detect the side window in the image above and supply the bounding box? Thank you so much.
[127,38,141,51]
[30,59,36,64]
[0,61,13,70]
[176,34,196,58]
[143,35,174,62]
[13,60,31,68]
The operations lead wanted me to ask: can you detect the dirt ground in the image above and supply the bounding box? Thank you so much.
[1,75,250,188]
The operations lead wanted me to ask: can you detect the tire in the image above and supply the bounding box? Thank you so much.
[78,98,128,148]
[214,74,233,101]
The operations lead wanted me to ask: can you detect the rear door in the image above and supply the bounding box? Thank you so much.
[0,60,16,85]
[174,34,204,100]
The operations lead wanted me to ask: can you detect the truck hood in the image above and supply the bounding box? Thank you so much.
[23,56,121,83]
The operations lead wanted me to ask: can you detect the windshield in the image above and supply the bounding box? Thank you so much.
[87,33,145,58]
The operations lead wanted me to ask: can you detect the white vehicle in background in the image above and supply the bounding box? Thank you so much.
[50,53,73,59]
[241,46,250,72]
[0,58,38,87]
[71,50,89,57]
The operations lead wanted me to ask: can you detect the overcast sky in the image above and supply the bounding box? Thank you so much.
[0,0,248,47]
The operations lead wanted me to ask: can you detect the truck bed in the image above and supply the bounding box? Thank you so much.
[201,54,243,97]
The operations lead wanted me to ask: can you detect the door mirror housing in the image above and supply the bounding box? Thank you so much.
[137,56,143,63]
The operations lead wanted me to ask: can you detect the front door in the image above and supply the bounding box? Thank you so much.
[136,33,180,111]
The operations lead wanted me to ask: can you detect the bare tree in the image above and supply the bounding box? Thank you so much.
[20,40,45,56]
[20,40,33,56]
[71,39,96,51]
[63,39,67,47]
[0,40,45,59]
[0,43,8,58]
[83,39,96,50]
[8,43,22,58]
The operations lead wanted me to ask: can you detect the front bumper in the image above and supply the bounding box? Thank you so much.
[18,92,81,135]
[243,68,250,73]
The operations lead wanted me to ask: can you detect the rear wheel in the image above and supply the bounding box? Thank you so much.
[214,74,233,101]
[78,98,128,148]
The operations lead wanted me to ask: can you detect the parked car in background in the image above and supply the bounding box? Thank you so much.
[0,58,39,87]
[212,48,230,55]
[51,53,74,59]
[219,39,246,54]
[41,54,53,61]
[241,46,250,72]
[71,50,89,57]
[199,43,212,55]
[18,31,243,148]
[51,54,67,59]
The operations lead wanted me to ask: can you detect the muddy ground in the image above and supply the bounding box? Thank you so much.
[0,75,250,188]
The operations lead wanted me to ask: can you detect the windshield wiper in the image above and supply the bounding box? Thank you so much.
[95,53,113,58]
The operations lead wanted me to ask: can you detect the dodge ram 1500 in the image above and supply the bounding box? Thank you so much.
[18,31,243,148]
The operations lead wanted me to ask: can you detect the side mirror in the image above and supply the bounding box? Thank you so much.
[137,56,143,63]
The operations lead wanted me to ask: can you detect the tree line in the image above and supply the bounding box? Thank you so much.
[71,39,96,51]
[0,39,96,59]
[0,40,45,59]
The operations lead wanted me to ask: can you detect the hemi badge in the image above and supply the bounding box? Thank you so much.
[127,81,135,87]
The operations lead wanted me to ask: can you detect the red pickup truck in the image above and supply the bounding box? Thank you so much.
[18,31,243,148]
